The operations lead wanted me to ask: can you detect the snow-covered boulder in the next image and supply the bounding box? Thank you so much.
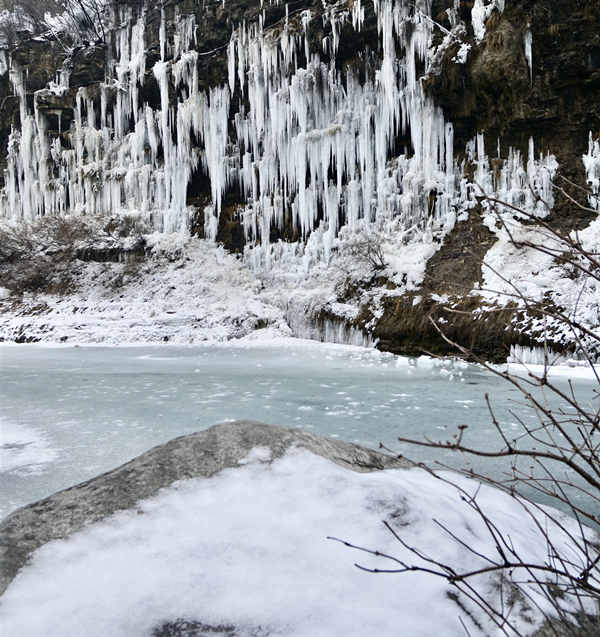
[0,421,407,598]
[0,422,590,636]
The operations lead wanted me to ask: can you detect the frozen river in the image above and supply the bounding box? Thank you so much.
[1,340,597,518]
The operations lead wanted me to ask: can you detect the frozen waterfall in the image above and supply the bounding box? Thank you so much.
[0,0,574,273]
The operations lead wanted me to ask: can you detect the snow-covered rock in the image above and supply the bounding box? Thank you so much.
[0,422,593,637]
[0,420,408,597]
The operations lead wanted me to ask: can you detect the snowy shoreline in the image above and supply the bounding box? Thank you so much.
[2,334,598,383]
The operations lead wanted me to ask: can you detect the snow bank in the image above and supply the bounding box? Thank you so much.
[0,236,290,345]
[476,210,600,352]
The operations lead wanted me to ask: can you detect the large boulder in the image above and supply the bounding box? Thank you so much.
[0,420,407,597]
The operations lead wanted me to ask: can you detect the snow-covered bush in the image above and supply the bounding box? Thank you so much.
[342,231,387,273]
[0,0,53,46]
[0,213,148,295]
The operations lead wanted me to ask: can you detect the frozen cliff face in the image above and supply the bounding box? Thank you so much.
[0,0,585,279]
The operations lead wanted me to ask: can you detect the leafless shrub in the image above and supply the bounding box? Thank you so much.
[0,213,148,295]
[50,0,108,44]
[0,216,88,293]
[103,212,151,239]
[0,0,107,48]
[333,181,600,635]
[343,231,387,272]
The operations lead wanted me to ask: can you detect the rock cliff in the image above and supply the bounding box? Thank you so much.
[0,0,598,358]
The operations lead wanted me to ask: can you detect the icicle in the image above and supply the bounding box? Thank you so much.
[159,6,167,61]
[583,133,600,210]
[228,33,236,93]
[351,0,364,31]
[0,0,527,280]
[470,134,558,220]
[301,10,312,63]
[524,26,533,84]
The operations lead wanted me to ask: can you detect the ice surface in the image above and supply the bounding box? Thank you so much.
[0,416,59,516]
[1,343,596,519]
[0,417,57,475]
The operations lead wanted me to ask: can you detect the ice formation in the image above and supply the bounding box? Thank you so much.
[583,132,600,210]
[284,308,375,347]
[524,26,532,83]
[468,133,557,223]
[226,0,465,267]
[471,0,505,42]
[0,0,568,276]
[452,42,471,64]
[507,344,566,366]
[0,2,458,250]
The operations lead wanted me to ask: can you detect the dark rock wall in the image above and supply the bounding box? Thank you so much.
[429,0,600,177]
[369,0,600,360]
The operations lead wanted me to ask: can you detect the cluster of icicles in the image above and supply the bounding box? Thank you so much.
[0,0,565,270]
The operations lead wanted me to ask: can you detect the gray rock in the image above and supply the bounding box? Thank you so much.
[0,420,408,598]
[151,619,270,637]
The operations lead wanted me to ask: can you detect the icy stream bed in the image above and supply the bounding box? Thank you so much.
[1,340,597,519]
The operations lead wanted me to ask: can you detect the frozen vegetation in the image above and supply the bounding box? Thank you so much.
[0,229,290,344]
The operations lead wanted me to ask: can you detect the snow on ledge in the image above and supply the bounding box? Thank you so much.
[471,0,505,42]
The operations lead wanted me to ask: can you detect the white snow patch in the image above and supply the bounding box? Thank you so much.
[238,446,272,465]
[471,0,505,42]
[452,43,471,64]
[0,418,58,475]
[480,222,562,302]
[477,211,600,352]
[384,235,439,289]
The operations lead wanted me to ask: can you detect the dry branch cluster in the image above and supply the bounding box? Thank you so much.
[343,231,388,272]
[0,0,107,47]
[335,182,600,636]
